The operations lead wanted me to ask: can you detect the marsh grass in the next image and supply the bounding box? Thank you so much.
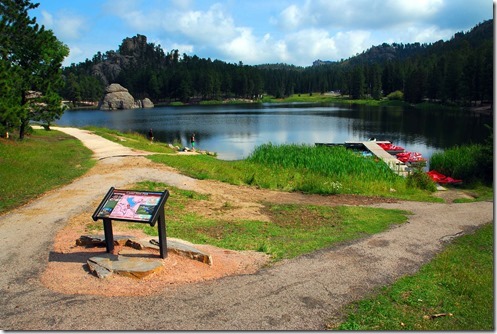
[125,181,409,261]
[334,223,494,331]
[430,144,493,185]
[149,144,436,201]
[0,129,95,213]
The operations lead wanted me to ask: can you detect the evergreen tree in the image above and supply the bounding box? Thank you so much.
[404,67,426,103]
[351,66,365,99]
[371,64,382,100]
[0,0,68,139]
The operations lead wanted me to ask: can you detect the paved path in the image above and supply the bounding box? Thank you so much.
[0,127,493,330]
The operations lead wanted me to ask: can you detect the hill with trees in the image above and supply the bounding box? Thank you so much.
[61,19,493,107]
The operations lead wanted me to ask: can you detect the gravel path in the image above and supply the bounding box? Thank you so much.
[0,127,493,330]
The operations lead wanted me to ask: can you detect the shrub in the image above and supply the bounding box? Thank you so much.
[386,90,404,100]
[406,168,437,192]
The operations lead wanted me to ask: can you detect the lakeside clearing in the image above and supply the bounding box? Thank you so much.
[0,126,493,329]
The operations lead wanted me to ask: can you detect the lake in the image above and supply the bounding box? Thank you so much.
[57,103,492,162]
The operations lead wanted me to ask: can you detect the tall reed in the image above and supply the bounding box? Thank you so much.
[245,143,404,194]
[247,143,397,182]
[430,144,493,184]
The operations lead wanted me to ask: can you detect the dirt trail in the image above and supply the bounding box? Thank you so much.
[0,127,493,330]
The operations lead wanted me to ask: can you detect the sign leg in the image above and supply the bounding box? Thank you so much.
[158,212,167,259]
[103,218,114,253]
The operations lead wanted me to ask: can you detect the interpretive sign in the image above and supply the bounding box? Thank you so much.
[93,188,166,225]
[92,187,170,258]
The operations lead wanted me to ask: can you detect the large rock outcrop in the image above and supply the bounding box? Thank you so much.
[91,35,148,86]
[99,84,155,110]
[99,84,137,110]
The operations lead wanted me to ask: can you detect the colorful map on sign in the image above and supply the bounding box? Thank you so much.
[97,190,162,222]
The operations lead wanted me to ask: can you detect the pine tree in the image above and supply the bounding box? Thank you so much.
[0,0,69,139]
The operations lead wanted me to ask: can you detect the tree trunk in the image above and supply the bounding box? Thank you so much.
[19,117,29,140]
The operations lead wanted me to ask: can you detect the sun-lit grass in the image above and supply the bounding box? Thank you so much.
[123,181,410,261]
[0,128,95,213]
[83,126,176,154]
[334,222,494,331]
[149,144,438,201]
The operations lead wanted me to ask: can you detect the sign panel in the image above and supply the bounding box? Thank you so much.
[93,188,165,224]
[92,187,170,258]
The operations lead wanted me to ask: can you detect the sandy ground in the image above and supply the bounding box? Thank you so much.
[0,127,493,330]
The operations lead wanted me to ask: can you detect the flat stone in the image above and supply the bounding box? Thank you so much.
[76,235,135,247]
[87,253,163,279]
[78,234,213,278]
[135,237,213,265]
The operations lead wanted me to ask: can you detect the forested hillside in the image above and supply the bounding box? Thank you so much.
[61,19,493,107]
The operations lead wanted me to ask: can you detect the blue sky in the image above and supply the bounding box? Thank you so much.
[32,0,493,67]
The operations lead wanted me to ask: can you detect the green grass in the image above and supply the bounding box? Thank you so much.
[0,128,95,213]
[333,222,494,331]
[261,93,464,110]
[122,181,410,261]
[2,127,491,329]
[149,144,438,202]
[430,144,493,185]
[83,126,176,154]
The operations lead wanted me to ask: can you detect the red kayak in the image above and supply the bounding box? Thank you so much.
[396,151,426,164]
[377,142,405,154]
[427,170,462,184]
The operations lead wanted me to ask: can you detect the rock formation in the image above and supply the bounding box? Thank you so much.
[99,84,155,110]
[91,35,148,86]
[99,83,138,110]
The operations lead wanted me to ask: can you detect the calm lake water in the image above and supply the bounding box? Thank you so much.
[57,103,492,162]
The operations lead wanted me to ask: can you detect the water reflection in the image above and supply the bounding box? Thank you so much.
[57,103,492,161]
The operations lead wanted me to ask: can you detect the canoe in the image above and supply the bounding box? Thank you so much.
[377,142,405,154]
[427,170,463,184]
[396,151,426,164]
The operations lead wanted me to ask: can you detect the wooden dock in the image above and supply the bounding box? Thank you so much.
[345,141,411,177]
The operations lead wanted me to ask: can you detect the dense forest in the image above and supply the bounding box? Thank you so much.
[61,19,493,107]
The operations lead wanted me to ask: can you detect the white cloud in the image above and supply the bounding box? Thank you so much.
[39,9,87,40]
[389,0,444,18]
[53,0,490,67]
[172,4,238,43]
[333,30,372,58]
[171,43,194,54]
[276,0,445,30]
[279,4,304,30]
[401,25,455,44]
[278,29,372,65]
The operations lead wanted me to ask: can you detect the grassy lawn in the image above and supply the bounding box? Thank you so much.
[0,128,95,213]
[95,181,410,261]
[333,222,494,331]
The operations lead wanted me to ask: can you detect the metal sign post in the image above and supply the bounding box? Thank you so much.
[92,187,170,258]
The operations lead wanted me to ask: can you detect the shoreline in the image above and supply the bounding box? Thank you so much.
[63,95,492,112]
